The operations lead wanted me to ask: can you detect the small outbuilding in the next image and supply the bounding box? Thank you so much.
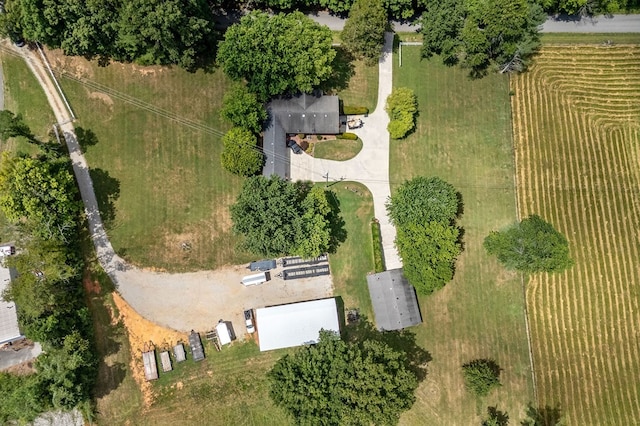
[173,343,186,362]
[142,349,158,381]
[189,330,205,362]
[160,351,172,372]
[367,268,422,331]
[215,320,235,346]
[256,298,340,352]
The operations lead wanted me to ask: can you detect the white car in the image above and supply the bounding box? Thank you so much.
[244,309,255,334]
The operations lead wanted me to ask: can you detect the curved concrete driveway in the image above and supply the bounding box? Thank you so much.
[290,32,401,269]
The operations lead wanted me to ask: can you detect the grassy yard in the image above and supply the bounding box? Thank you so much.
[313,137,363,161]
[327,182,375,319]
[512,45,640,425]
[391,46,533,424]
[541,32,640,44]
[335,54,379,112]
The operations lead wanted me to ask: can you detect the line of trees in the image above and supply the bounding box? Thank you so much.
[0,112,96,423]
[386,176,462,294]
[0,0,216,70]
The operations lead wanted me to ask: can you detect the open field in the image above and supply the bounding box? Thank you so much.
[512,44,640,425]
[391,46,533,424]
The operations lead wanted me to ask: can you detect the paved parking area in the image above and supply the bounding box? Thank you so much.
[115,262,333,340]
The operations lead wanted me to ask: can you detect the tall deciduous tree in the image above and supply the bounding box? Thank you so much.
[269,331,419,425]
[484,215,573,274]
[421,0,545,76]
[386,176,458,227]
[217,11,335,100]
[0,153,81,242]
[220,127,264,177]
[396,221,461,294]
[230,176,344,257]
[342,0,387,65]
[220,84,267,133]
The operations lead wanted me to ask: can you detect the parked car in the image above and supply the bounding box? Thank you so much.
[244,309,255,333]
[287,139,303,154]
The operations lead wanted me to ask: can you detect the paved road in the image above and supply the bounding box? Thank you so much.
[307,11,640,33]
[290,32,402,270]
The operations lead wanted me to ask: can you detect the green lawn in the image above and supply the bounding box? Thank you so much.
[327,182,375,319]
[335,56,379,112]
[391,46,534,424]
[49,49,253,271]
[541,32,640,44]
[313,137,362,161]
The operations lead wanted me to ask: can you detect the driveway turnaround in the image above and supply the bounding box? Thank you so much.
[290,32,402,270]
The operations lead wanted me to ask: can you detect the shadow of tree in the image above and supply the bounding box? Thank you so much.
[326,189,347,253]
[321,46,356,93]
[484,406,510,426]
[344,316,431,381]
[521,404,564,426]
[75,127,99,153]
[89,168,120,230]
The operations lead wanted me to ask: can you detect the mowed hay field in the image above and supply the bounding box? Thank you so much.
[512,45,640,424]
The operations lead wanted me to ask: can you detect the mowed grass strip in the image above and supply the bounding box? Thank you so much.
[512,45,640,425]
[391,46,533,424]
[48,49,251,271]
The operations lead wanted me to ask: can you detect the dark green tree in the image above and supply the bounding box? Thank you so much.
[220,84,267,133]
[318,0,355,14]
[217,11,335,100]
[385,87,418,139]
[0,373,47,423]
[269,331,419,425]
[342,0,387,65]
[396,221,461,294]
[0,153,81,242]
[383,0,416,19]
[230,176,344,257]
[484,215,573,274]
[386,176,459,227]
[462,359,501,397]
[420,0,545,76]
[483,406,510,426]
[220,127,264,177]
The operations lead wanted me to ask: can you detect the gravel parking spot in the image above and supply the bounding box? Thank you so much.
[115,263,334,340]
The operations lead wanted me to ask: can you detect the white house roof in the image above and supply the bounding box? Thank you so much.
[0,263,22,344]
[256,298,340,351]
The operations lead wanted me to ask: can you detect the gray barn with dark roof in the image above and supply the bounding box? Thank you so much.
[367,268,422,331]
[263,93,340,178]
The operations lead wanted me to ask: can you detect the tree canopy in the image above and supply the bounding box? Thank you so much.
[220,127,264,177]
[387,176,461,294]
[385,87,418,139]
[268,330,419,425]
[220,84,267,134]
[420,0,545,76]
[217,11,336,100]
[462,359,502,397]
[2,0,215,69]
[341,0,388,65]
[484,215,573,274]
[387,176,459,227]
[230,176,345,257]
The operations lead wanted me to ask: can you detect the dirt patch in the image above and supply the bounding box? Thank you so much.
[87,91,114,107]
[111,292,188,408]
[4,360,35,375]
[46,48,94,79]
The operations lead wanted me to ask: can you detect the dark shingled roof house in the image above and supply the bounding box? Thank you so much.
[263,92,340,178]
[367,268,422,331]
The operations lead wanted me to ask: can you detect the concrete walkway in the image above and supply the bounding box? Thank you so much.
[290,32,402,270]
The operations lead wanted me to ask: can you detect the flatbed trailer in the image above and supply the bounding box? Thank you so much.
[282,264,330,280]
[281,254,328,268]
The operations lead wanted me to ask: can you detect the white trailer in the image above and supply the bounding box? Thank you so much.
[241,272,269,286]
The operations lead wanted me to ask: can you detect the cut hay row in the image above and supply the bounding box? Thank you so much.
[512,45,640,425]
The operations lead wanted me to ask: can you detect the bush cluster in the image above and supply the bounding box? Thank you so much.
[385,88,418,139]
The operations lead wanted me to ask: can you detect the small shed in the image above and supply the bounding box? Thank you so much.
[216,321,234,345]
[241,272,269,286]
[367,268,422,331]
[142,350,158,381]
[173,343,186,362]
[189,330,205,362]
[160,351,172,372]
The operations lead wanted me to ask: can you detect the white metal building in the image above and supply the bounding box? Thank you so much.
[0,263,22,345]
[256,298,340,351]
